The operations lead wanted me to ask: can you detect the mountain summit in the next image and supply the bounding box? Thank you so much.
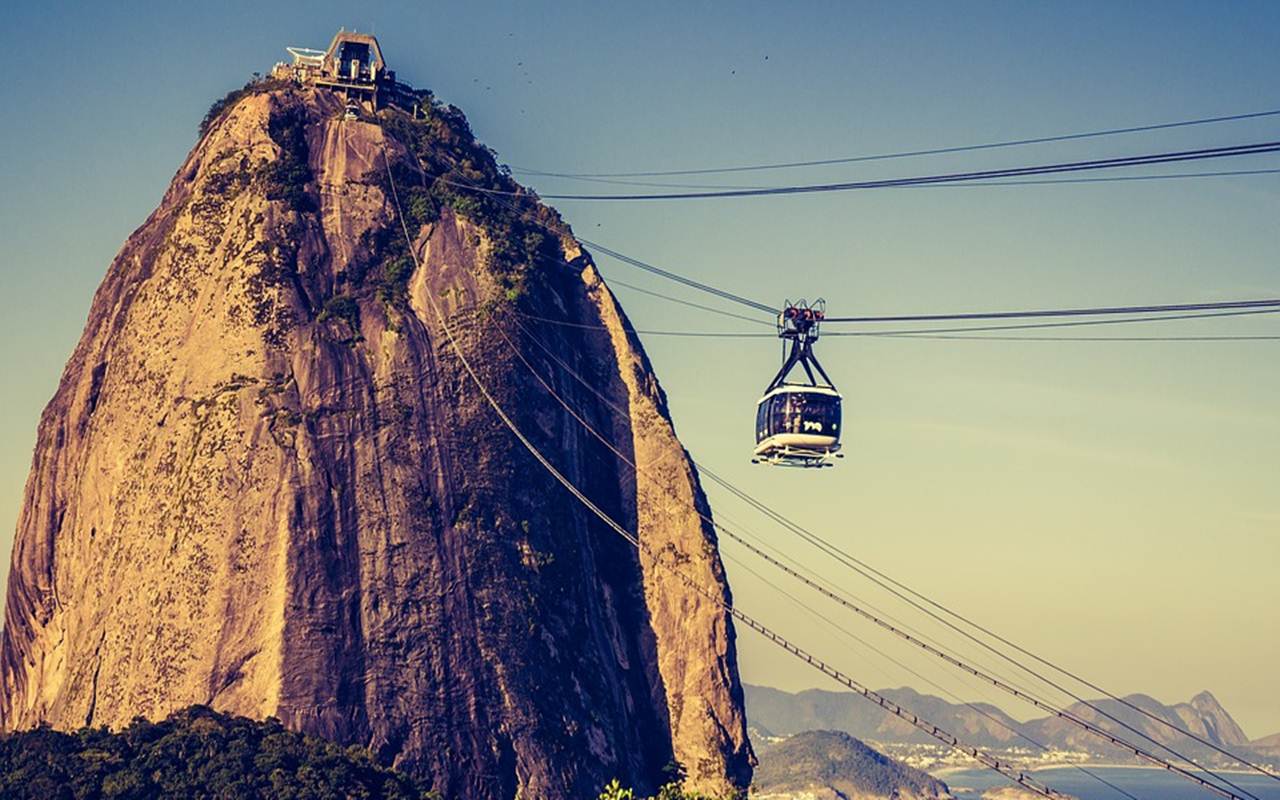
[0,42,752,799]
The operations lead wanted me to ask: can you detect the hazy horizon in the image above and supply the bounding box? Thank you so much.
[1,2,1277,737]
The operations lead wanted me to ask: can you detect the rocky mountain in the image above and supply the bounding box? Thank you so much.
[1021,690,1249,758]
[753,730,953,800]
[745,685,1024,747]
[0,72,753,798]
[746,684,1264,765]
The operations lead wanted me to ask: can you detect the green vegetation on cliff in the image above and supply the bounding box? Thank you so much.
[0,706,434,799]
[598,776,728,800]
[200,78,290,138]
[259,102,315,214]
[199,77,572,331]
[0,705,730,800]
[374,97,570,305]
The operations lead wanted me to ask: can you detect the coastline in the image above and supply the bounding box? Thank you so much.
[934,762,1278,779]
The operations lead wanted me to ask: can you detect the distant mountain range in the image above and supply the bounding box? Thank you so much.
[1252,732,1280,756]
[745,684,1279,767]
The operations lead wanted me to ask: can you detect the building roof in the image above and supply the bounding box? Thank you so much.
[323,30,386,75]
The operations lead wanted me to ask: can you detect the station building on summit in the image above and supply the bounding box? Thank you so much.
[273,30,416,111]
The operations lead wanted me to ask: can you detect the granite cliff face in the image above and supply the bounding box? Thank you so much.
[0,83,752,798]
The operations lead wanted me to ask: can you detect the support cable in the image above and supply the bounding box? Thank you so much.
[394,121,1280,788]
[511,307,1280,340]
[881,167,1280,189]
[431,143,1280,334]
[574,238,777,314]
[517,167,1280,192]
[506,316,1142,797]
[382,140,1071,800]
[409,136,1280,788]
[719,547,1142,800]
[511,107,1280,178]
[824,299,1280,324]
[502,314,1253,800]
[575,243,1280,330]
[444,140,1280,201]
[506,309,1274,796]
[697,465,1280,787]
[607,278,776,326]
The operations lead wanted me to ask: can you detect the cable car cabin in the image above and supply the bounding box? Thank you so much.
[753,299,843,467]
[274,31,409,112]
[754,385,842,466]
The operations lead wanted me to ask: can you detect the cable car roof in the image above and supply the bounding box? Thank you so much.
[756,384,842,405]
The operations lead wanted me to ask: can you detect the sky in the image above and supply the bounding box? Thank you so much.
[0,1,1277,737]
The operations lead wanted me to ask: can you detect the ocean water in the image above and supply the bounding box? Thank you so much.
[942,766,1280,800]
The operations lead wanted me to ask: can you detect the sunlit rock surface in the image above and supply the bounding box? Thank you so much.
[0,85,752,799]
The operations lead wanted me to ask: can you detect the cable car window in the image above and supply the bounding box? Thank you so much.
[809,396,840,433]
[765,392,841,436]
[769,395,786,436]
[786,394,807,432]
[769,393,796,434]
[768,395,784,435]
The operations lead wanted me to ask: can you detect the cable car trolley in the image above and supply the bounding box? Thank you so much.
[753,300,843,467]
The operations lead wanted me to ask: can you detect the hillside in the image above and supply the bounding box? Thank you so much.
[745,685,1023,747]
[0,705,430,799]
[1251,732,1280,756]
[753,730,953,799]
[0,63,751,798]
[1022,690,1249,758]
